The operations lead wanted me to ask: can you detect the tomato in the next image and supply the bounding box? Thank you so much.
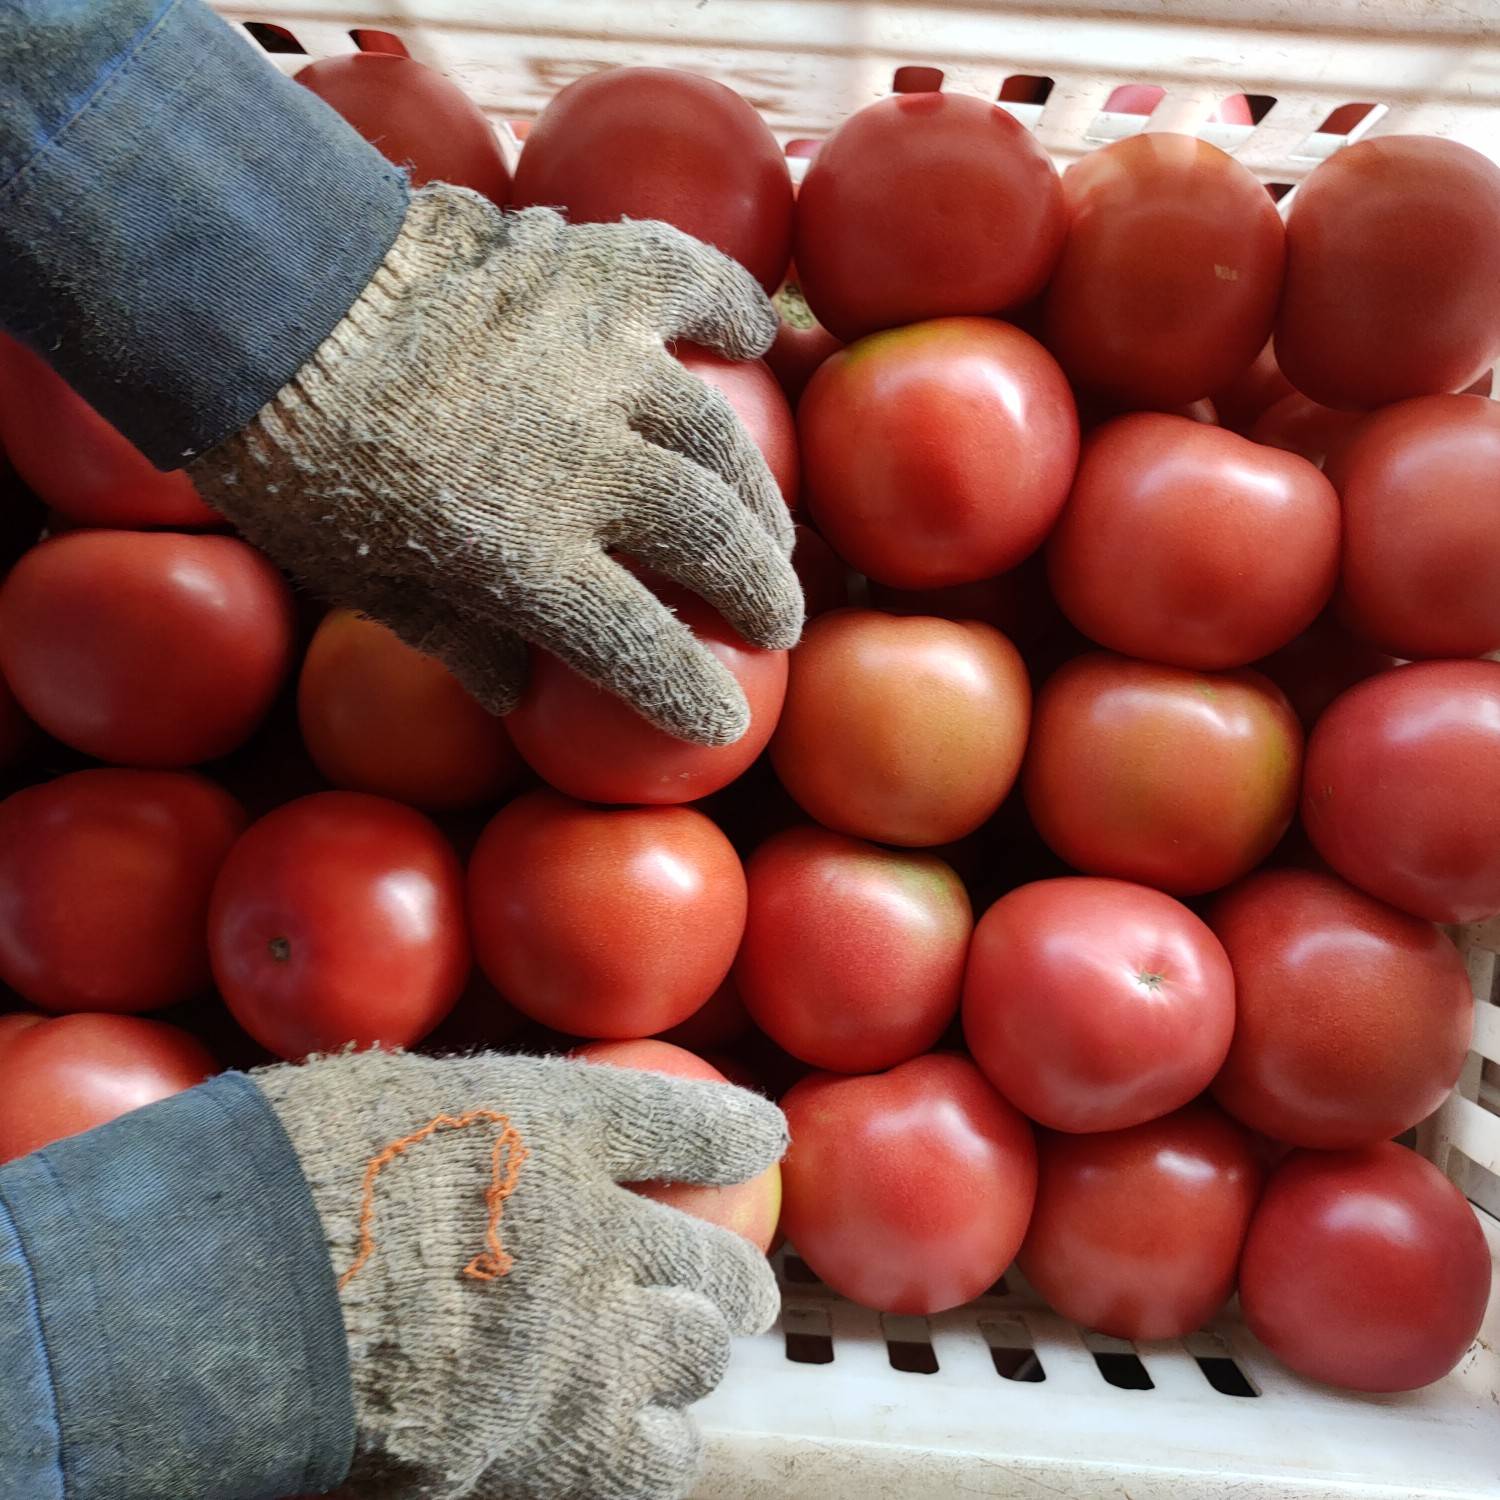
[0,770,245,1015]
[1303,660,1500,923]
[964,878,1235,1133]
[572,1038,781,1251]
[508,582,786,805]
[766,277,843,407]
[1042,135,1284,409]
[511,68,793,291]
[780,1054,1037,1313]
[468,791,745,1037]
[800,318,1078,588]
[790,524,849,618]
[1330,395,1500,657]
[1240,1144,1490,1391]
[1047,414,1339,669]
[794,93,1064,342]
[1254,612,1397,731]
[675,344,798,509]
[1248,393,1363,470]
[298,608,520,812]
[734,825,972,1072]
[1024,653,1302,895]
[655,976,752,1053]
[0,1013,216,1162]
[0,334,216,528]
[1276,137,1500,409]
[209,792,468,1058]
[1018,1103,1263,1340]
[296,54,511,201]
[0,531,295,767]
[0,1010,42,1051]
[1208,869,1471,1148]
[771,610,1031,846]
[1212,340,1296,435]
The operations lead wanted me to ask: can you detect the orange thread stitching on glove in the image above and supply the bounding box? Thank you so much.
[340,1110,529,1290]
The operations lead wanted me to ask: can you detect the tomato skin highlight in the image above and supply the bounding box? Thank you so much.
[1043,134,1285,409]
[467,791,747,1039]
[794,92,1065,342]
[735,825,972,1073]
[1240,1143,1491,1392]
[964,877,1235,1134]
[1275,136,1500,409]
[1018,1102,1264,1341]
[1208,868,1472,1149]
[781,1054,1037,1314]
[1302,659,1500,923]
[0,530,296,768]
[0,1012,217,1163]
[800,317,1079,589]
[511,67,793,291]
[209,792,470,1059]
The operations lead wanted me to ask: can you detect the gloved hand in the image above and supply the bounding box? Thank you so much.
[255,1048,786,1500]
[191,184,802,747]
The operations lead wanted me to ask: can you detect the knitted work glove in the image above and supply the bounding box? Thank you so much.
[191,184,801,747]
[255,1048,785,1500]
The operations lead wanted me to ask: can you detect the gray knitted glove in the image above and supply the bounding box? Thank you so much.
[191,184,801,746]
[255,1048,785,1500]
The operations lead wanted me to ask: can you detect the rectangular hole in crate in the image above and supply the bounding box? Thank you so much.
[881,1313,939,1374]
[783,1303,833,1365]
[998,75,1053,105]
[1084,1331,1155,1390]
[892,65,944,95]
[979,1315,1045,1383]
[1186,1331,1261,1397]
[782,1253,821,1286]
[243,21,305,53]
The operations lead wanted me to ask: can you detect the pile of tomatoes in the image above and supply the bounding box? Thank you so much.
[1,40,1497,1408]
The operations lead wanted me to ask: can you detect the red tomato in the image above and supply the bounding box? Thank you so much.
[766,277,843,407]
[1018,1103,1264,1340]
[1043,135,1284,409]
[507,582,787,805]
[1240,1144,1490,1391]
[964,878,1235,1133]
[1276,137,1500,409]
[298,608,520,811]
[1024,653,1302,895]
[296,54,511,201]
[1303,661,1500,923]
[675,344,798,509]
[0,1013,216,1162]
[800,317,1079,588]
[655,976,752,1053]
[0,334,215,528]
[0,1011,43,1051]
[209,792,468,1058]
[1212,340,1296,435]
[1331,395,1500,657]
[572,1038,781,1251]
[734,825,972,1072]
[0,531,295,767]
[511,68,793,291]
[794,93,1064,342]
[1248,393,1364,470]
[1208,869,1471,1148]
[1047,414,1340,668]
[790,524,849,619]
[781,1054,1037,1313]
[1254,612,1397,730]
[0,770,245,1015]
[771,610,1031,847]
[468,791,745,1037]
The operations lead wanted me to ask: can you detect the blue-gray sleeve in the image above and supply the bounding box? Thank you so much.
[0,0,411,467]
[0,1070,355,1500]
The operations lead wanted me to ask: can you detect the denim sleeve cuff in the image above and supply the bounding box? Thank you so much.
[0,1070,354,1500]
[0,0,410,465]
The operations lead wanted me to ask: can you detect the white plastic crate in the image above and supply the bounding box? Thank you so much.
[215,4,1500,1494]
